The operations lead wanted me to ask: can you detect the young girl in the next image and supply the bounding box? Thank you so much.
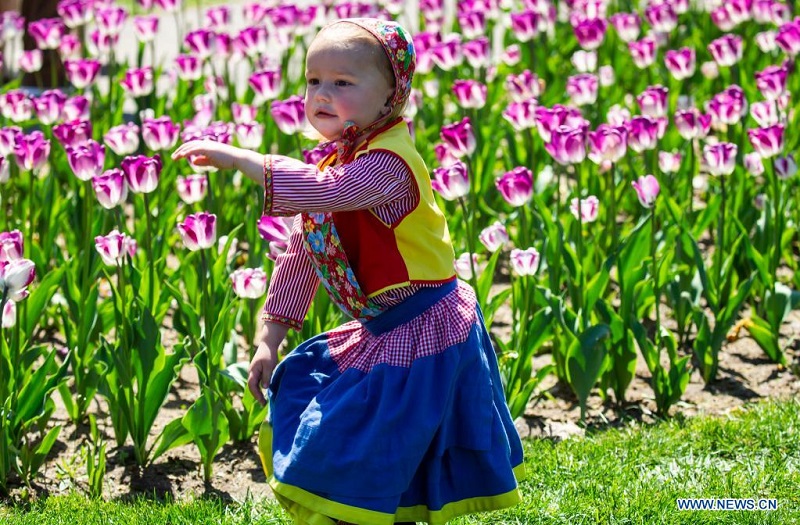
[172,18,524,525]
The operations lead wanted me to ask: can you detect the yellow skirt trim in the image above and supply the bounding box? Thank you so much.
[267,463,526,525]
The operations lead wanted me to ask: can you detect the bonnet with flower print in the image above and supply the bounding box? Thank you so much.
[323,17,416,162]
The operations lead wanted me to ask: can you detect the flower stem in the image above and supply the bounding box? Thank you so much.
[650,211,661,353]
[143,193,155,309]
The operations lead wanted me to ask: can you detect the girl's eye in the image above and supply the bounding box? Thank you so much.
[307,78,319,86]
[334,80,350,86]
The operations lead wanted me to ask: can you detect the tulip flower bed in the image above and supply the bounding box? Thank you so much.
[0,0,799,501]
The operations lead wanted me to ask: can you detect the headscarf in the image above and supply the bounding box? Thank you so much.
[321,18,416,163]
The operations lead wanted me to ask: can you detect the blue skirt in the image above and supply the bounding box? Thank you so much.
[258,281,525,524]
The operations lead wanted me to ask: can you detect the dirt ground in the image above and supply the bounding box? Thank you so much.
[4,302,800,504]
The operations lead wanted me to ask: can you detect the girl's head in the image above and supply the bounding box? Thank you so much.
[304,18,415,145]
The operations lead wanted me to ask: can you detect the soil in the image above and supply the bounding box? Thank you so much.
[3,300,800,505]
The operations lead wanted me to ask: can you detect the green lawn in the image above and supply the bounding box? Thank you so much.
[2,398,798,524]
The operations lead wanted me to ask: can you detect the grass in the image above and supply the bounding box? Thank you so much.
[1,398,798,524]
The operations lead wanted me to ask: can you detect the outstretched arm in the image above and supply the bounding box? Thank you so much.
[171,141,266,187]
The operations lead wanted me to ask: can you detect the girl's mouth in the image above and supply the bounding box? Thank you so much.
[316,110,336,118]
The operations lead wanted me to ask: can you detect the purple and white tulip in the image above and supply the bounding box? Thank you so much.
[748,124,784,159]
[495,166,534,207]
[92,168,128,209]
[142,116,180,152]
[120,67,154,98]
[28,18,65,50]
[588,124,627,164]
[270,95,306,135]
[231,267,268,299]
[176,174,208,204]
[479,221,509,252]
[66,139,105,181]
[0,258,35,302]
[631,174,660,208]
[104,122,140,156]
[510,247,540,276]
[95,230,137,266]
[177,212,217,251]
[431,160,470,200]
[0,230,23,262]
[13,131,50,172]
[570,195,600,223]
[121,154,162,194]
[440,117,476,158]
[703,142,738,176]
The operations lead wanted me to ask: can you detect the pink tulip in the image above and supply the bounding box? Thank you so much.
[1,90,33,122]
[631,174,660,208]
[774,154,797,179]
[706,85,747,128]
[479,221,509,252]
[664,47,695,81]
[57,0,91,29]
[95,6,127,37]
[121,154,162,194]
[413,31,441,74]
[232,103,258,124]
[205,6,230,30]
[510,247,540,276]
[440,117,476,158]
[63,95,89,121]
[19,49,42,73]
[154,0,180,13]
[28,18,65,50]
[95,230,137,266]
[636,85,669,118]
[588,124,627,164]
[174,54,202,81]
[230,267,268,299]
[177,212,217,251]
[744,152,765,176]
[502,99,537,132]
[249,69,282,103]
[64,58,101,89]
[431,36,463,71]
[546,124,588,165]
[776,19,800,56]
[501,44,521,66]
[645,3,678,33]
[66,139,105,181]
[754,64,788,101]
[658,151,682,173]
[535,105,585,143]
[431,160,470,200]
[570,195,600,223]
[33,89,66,125]
[2,299,15,328]
[452,79,487,109]
[629,37,657,68]
[506,70,540,102]
[674,108,711,140]
[748,124,784,159]
[756,30,778,52]
[176,174,208,204]
[454,252,482,280]
[0,258,35,301]
[88,29,118,57]
[610,12,640,42]
[120,67,154,98]
[572,17,606,50]
[235,122,264,150]
[0,127,20,157]
[257,215,292,252]
[566,74,598,106]
[462,37,490,69]
[703,142,737,176]
[92,168,128,209]
[626,116,659,152]
[710,6,736,32]
[302,142,337,166]
[13,131,50,172]
[104,122,140,156]
[59,34,81,59]
[495,166,533,207]
[184,28,216,60]
[53,118,91,148]
[270,95,306,135]
[708,35,743,67]
[133,15,159,43]
[458,10,486,39]
[142,116,180,152]
[510,10,541,42]
[0,230,23,262]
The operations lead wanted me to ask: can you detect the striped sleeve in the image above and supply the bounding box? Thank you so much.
[262,215,319,330]
[263,151,414,218]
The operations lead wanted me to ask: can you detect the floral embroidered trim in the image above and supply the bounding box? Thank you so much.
[262,154,273,215]
[262,311,303,331]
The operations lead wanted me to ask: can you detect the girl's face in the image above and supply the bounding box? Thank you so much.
[304,31,395,142]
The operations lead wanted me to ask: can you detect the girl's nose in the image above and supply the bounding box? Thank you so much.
[314,84,331,102]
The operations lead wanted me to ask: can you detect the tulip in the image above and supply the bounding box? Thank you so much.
[61,58,100,90]
[232,103,258,124]
[658,151,682,173]
[588,124,627,164]
[566,74,598,106]
[94,230,137,266]
[776,19,800,56]
[645,3,678,32]
[174,54,202,81]
[756,30,778,53]
[510,10,541,42]
[431,160,469,200]
[248,69,282,104]
[439,117,476,158]
[664,47,695,81]
[57,0,91,28]
[626,116,660,152]
[452,79,487,109]
[1,90,33,122]
[774,154,797,179]
[95,5,127,37]
[495,166,534,207]
[63,95,89,121]
[706,86,746,127]
[205,6,230,30]
[0,127,20,157]
[2,299,14,328]
[545,124,587,166]
[28,18,65,50]
[510,247,540,276]
[120,67,154,98]
[0,258,35,302]
[121,154,162,194]
[636,85,669,118]
[0,230,23,262]
[230,267,268,299]
[571,50,597,73]
[257,216,292,251]
[235,122,264,150]
[501,44,521,66]
[53,119,92,148]
[629,37,657,68]
[744,152,765,176]
[59,33,81,59]
[454,252,481,280]
[573,17,606,50]
[458,10,486,39]
[133,15,159,43]
[13,131,50,172]
[104,122,140,156]
[610,12,640,42]
[270,95,306,135]
[177,212,217,251]
[176,174,208,204]
[631,174,660,209]
[92,168,128,209]
[154,0,179,13]
[570,195,600,222]
[479,221,509,252]
[184,28,216,60]
[142,116,180,151]
[748,124,784,159]
[708,35,743,67]
[703,142,737,176]
[302,142,337,166]
[34,89,66,125]
[502,99,537,132]
[0,157,8,184]
[674,108,712,140]
[754,64,788,101]
[430,36,463,71]
[462,37,490,69]
[19,49,42,73]
[66,139,105,181]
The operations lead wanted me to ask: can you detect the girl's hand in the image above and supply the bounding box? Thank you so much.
[248,341,278,405]
[171,140,240,170]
